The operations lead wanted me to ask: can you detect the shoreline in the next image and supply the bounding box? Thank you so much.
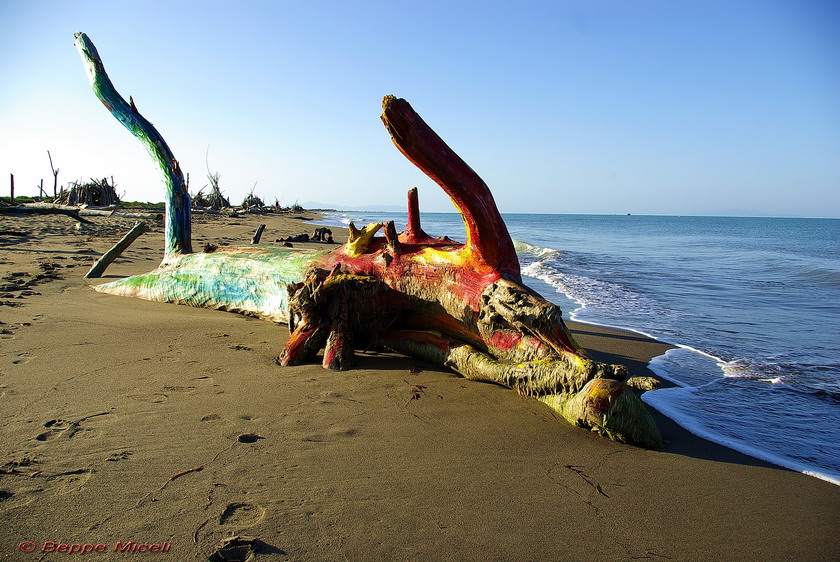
[315,210,840,485]
[2,210,838,560]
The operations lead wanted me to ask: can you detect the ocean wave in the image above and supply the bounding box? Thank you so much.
[521,259,670,331]
[513,239,563,260]
[721,359,840,394]
[798,267,840,288]
[311,212,353,229]
[648,346,727,388]
[520,261,585,310]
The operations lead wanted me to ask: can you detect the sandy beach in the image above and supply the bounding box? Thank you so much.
[1,209,838,561]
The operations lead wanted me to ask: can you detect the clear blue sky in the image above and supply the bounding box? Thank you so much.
[1,0,838,217]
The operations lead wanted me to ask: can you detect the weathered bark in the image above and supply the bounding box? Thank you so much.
[79,208,116,217]
[74,32,191,257]
[0,205,94,224]
[381,96,519,277]
[85,221,150,278]
[379,330,661,448]
[404,187,430,241]
[26,203,114,216]
[76,32,661,447]
[251,224,266,244]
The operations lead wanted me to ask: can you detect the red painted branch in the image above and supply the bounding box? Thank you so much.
[404,187,429,242]
[381,96,520,278]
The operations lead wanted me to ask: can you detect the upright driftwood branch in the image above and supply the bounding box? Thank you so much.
[85,221,150,278]
[73,32,191,257]
[251,224,266,244]
[381,96,520,278]
[48,151,59,198]
[404,187,430,242]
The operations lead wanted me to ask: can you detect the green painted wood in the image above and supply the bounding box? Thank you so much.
[95,247,330,323]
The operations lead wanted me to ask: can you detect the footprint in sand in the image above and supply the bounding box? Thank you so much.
[47,469,93,495]
[331,427,359,438]
[35,419,75,441]
[0,484,43,511]
[34,412,109,442]
[207,536,271,562]
[106,451,133,462]
[0,325,16,339]
[127,392,169,403]
[219,502,266,527]
[0,468,93,508]
[128,385,196,403]
[11,353,33,365]
[0,458,44,510]
[308,390,360,405]
[302,427,358,443]
[162,385,197,393]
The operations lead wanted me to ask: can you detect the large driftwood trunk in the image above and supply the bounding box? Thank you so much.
[75,33,662,448]
[0,205,94,223]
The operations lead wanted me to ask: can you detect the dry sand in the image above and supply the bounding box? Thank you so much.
[1,209,838,561]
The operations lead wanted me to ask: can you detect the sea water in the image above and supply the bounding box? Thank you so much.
[316,211,840,484]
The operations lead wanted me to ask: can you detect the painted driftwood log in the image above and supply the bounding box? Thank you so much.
[74,32,191,257]
[74,32,662,447]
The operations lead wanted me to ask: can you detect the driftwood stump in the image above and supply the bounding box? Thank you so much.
[76,32,662,447]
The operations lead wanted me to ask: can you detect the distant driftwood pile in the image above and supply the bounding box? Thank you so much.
[56,177,121,207]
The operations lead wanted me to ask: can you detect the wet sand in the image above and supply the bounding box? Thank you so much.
[1,209,838,560]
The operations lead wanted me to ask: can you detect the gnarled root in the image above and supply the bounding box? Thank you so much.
[278,270,663,448]
[378,330,662,448]
[539,380,662,448]
[279,268,398,370]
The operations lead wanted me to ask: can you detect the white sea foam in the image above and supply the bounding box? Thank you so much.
[309,211,351,229]
[513,239,563,260]
[643,387,840,486]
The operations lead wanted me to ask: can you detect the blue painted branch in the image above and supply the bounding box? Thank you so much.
[74,32,191,257]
